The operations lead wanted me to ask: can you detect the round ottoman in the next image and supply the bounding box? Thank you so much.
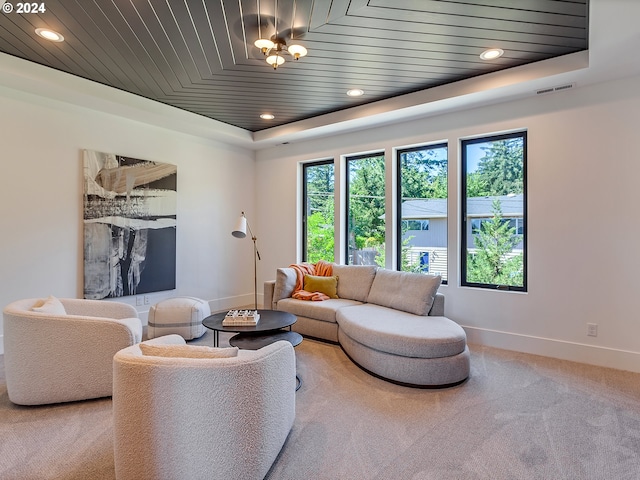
[147,296,210,340]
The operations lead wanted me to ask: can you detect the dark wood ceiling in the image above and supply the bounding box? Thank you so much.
[0,0,588,132]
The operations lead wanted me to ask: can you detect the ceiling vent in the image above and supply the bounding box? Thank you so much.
[536,83,575,95]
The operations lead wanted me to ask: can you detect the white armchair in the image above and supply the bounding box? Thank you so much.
[2,297,142,405]
[112,334,296,480]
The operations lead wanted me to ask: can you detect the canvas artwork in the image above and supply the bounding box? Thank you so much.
[83,150,177,299]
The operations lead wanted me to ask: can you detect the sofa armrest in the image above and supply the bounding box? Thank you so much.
[428,293,445,316]
[264,280,275,310]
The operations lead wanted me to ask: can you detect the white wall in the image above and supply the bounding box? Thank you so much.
[0,84,258,352]
[255,75,640,373]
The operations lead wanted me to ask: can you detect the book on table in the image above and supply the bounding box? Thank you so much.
[222,310,260,326]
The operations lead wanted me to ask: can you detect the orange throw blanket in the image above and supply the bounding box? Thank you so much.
[290,260,333,301]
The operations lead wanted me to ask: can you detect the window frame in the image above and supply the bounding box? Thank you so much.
[460,131,527,292]
[396,142,448,281]
[301,159,335,263]
[345,152,385,265]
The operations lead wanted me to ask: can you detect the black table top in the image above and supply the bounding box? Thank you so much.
[202,309,297,334]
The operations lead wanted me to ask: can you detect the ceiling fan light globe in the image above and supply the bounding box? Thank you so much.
[288,44,307,60]
[266,55,285,68]
[254,38,275,53]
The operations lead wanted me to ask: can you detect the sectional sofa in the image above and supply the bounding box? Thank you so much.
[264,264,470,387]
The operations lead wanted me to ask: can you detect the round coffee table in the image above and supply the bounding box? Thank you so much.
[202,309,303,390]
[202,309,299,348]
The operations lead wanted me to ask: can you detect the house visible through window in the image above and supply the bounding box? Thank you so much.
[461,132,527,291]
[397,143,448,281]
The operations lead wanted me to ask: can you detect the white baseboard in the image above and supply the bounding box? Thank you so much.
[463,325,640,374]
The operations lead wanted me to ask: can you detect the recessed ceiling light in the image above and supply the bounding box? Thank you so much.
[35,28,64,42]
[347,89,364,97]
[260,113,275,120]
[480,48,504,60]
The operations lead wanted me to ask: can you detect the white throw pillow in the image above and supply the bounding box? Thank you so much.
[273,267,297,302]
[139,343,239,359]
[31,295,66,315]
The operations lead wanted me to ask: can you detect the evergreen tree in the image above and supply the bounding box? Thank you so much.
[475,138,524,196]
[466,200,523,286]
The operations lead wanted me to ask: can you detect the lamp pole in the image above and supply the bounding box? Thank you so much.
[248,222,261,310]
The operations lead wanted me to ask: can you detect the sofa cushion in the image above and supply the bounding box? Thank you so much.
[367,269,441,316]
[303,275,338,299]
[336,304,466,359]
[139,343,239,359]
[32,295,66,315]
[277,297,363,323]
[332,265,377,302]
[273,268,297,302]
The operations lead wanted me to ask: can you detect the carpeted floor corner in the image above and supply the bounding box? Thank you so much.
[1,332,639,479]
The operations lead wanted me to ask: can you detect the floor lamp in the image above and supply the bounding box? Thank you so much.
[232,212,261,310]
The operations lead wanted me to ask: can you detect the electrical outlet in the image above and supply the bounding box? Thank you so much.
[144,295,150,305]
[587,323,598,337]
[135,296,143,306]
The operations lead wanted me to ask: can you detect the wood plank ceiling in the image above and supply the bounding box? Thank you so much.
[0,0,588,132]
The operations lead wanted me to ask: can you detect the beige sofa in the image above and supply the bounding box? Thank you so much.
[265,265,470,387]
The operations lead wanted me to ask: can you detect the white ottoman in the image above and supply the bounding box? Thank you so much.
[147,297,210,340]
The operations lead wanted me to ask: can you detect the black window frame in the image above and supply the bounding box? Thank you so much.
[301,159,335,263]
[396,142,448,282]
[345,152,385,265]
[460,131,527,292]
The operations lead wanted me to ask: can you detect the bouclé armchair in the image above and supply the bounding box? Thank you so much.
[112,334,296,480]
[2,297,142,405]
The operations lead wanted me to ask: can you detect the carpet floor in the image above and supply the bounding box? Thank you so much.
[1,331,639,479]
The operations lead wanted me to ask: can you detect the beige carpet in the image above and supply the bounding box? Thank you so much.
[1,331,639,479]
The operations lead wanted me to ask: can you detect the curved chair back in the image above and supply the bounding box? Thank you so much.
[112,335,296,480]
[3,297,141,405]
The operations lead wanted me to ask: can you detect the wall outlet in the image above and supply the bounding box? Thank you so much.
[135,296,143,306]
[587,323,598,337]
[144,295,150,305]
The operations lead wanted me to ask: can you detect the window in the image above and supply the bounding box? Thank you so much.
[346,153,385,265]
[397,143,448,280]
[461,132,527,291]
[302,160,335,262]
[402,220,430,231]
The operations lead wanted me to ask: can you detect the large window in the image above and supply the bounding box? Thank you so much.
[302,160,335,262]
[461,132,527,291]
[346,153,385,265]
[397,143,448,281]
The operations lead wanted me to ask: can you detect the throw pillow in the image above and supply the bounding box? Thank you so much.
[303,274,339,298]
[273,268,298,302]
[139,343,239,359]
[32,295,66,315]
[332,265,377,302]
[367,269,441,316]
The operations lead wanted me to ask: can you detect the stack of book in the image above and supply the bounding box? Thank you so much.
[222,309,260,326]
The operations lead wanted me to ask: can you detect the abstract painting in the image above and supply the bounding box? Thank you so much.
[83,150,177,299]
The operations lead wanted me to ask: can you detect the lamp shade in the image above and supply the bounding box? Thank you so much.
[288,44,307,59]
[254,38,274,50]
[232,215,247,238]
[266,54,285,68]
